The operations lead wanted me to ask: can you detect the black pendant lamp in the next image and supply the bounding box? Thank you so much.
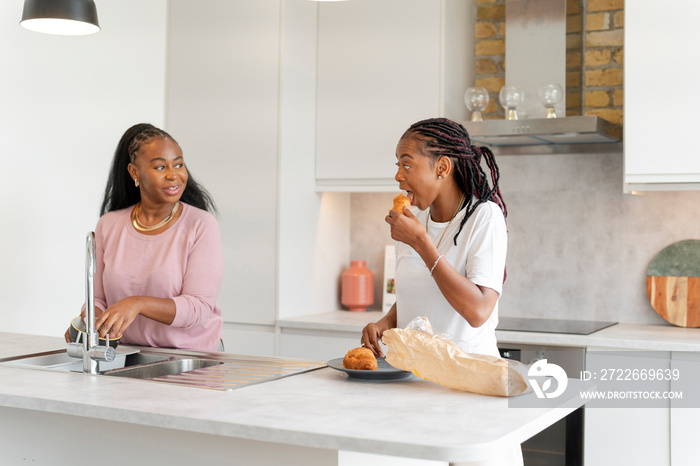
[20,0,100,36]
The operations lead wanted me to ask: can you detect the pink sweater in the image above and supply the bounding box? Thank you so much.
[94,203,223,352]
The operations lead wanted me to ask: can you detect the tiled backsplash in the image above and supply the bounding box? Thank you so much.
[350,149,700,324]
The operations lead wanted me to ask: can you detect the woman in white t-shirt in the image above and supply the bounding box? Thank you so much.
[362,117,508,358]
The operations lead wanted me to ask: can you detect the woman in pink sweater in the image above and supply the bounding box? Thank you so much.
[65,124,223,352]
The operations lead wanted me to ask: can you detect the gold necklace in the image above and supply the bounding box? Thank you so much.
[132,201,180,232]
[427,193,466,250]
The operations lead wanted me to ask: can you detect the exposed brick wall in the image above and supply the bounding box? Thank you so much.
[566,0,583,116]
[582,0,623,133]
[473,0,623,133]
[473,0,506,119]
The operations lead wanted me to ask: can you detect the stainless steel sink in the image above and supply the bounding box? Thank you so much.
[1,347,326,391]
[104,356,324,391]
[105,358,223,379]
[0,349,170,372]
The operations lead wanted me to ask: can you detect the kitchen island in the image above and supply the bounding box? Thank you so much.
[278,312,700,466]
[0,332,591,466]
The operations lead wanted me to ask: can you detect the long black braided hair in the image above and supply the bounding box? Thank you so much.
[99,123,216,216]
[401,117,507,245]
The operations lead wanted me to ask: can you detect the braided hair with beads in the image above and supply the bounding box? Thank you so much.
[401,117,507,246]
[99,123,216,216]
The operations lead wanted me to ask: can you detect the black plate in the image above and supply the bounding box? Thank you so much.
[326,357,413,380]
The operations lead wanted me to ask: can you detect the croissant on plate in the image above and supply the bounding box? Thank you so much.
[343,347,378,370]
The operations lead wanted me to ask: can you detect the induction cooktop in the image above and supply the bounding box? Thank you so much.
[497,317,617,335]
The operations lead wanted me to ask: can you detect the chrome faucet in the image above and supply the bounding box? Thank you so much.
[67,232,115,373]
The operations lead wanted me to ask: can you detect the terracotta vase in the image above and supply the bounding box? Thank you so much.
[341,260,374,312]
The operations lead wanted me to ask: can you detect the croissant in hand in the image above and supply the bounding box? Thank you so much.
[390,194,411,214]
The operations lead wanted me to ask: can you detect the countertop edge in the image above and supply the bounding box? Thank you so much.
[277,312,700,352]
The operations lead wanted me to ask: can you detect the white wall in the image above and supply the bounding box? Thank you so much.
[0,0,167,336]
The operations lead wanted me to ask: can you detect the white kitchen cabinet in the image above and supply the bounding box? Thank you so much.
[584,348,671,466]
[279,327,360,361]
[222,325,277,358]
[277,311,385,361]
[166,1,280,333]
[669,352,700,466]
[624,3,700,191]
[315,0,470,191]
[167,1,347,357]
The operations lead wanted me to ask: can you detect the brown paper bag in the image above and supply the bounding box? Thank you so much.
[382,321,531,397]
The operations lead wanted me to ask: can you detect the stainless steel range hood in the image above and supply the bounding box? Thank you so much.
[464,0,621,148]
[464,115,620,147]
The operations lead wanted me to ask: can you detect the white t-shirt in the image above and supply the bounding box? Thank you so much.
[395,198,507,357]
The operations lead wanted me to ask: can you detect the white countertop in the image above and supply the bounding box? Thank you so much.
[0,332,588,463]
[278,311,700,352]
